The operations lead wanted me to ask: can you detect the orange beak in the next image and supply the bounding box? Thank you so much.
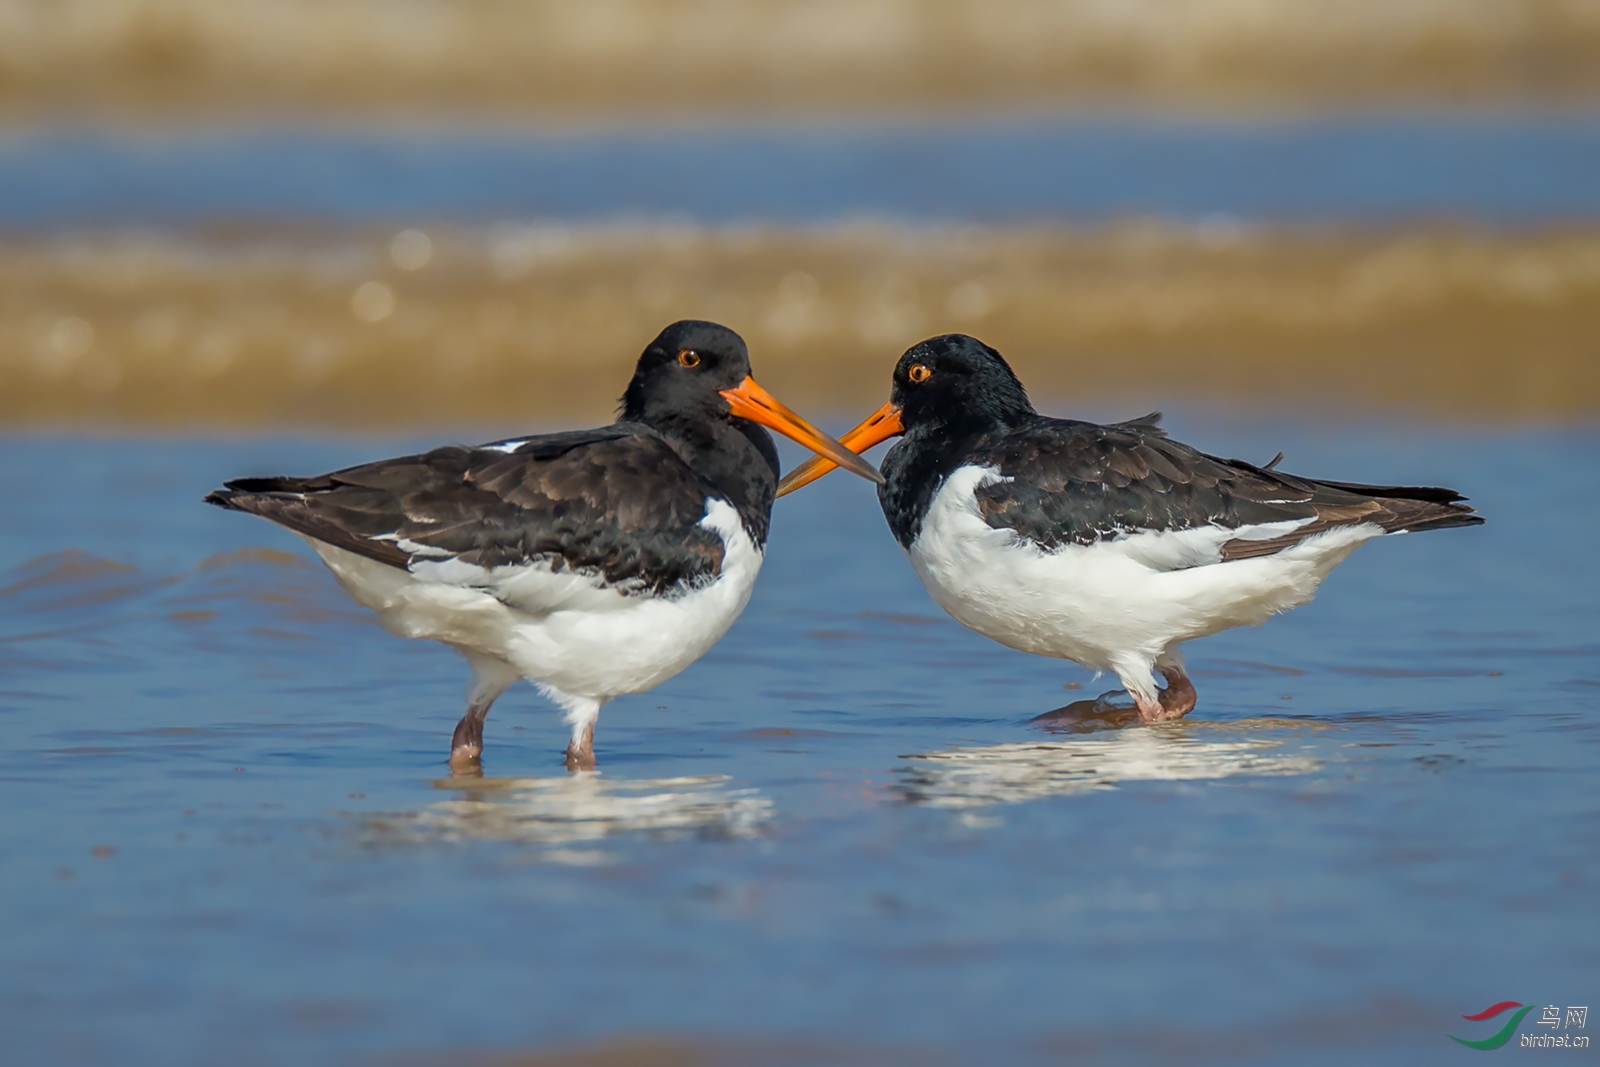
[775,401,904,497]
[720,377,884,485]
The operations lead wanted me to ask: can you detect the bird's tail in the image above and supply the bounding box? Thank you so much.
[1306,478,1484,534]
[204,475,324,512]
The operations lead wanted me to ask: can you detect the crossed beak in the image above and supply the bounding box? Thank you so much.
[720,378,884,486]
[774,401,904,497]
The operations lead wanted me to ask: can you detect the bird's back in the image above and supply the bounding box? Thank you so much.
[889,411,1481,561]
[205,424,732,599]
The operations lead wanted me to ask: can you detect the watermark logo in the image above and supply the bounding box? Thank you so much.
[1449,1001,1588,1050]
[1451,1002,1535,1050]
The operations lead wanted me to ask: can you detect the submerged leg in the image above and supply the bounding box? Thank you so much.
[1155,665,1197,719]
[1152,646,1197,720]
[541,687,604,772]
[566,720,597,772]
[1115,649,1197,724]
[449,653,521,772]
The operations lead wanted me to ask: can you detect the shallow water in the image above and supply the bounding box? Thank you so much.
[0,420,1596,1065]
[3,115,1600,229]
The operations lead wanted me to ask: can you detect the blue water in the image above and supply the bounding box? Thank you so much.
[2,115,1599,230]
[0,421,1596,1066]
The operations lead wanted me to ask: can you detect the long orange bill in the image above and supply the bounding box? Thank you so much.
[720,377,884,485]
[775,401,904,497]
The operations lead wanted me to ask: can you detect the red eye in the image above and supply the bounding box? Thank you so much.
[907,362,932,383]
[677,350,701,368]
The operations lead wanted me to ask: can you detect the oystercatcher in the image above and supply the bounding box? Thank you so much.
[206,320,881,770]
[778,334,1483,722]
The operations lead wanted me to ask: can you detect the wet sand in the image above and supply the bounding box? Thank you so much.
[3,222,1598,427]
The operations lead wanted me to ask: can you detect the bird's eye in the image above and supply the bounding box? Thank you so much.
[907,362,932,383]
[677,350,701,368]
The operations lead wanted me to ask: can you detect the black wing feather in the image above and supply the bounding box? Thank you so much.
[204,425,728,595]
[971,417,1482,559]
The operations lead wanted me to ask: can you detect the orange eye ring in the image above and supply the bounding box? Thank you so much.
[677,350,701,368]
[907,362,932,383]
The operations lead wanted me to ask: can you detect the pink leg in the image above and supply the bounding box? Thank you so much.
[448,695,494,774]
[565,721,596,772]
[449,654,518,775]
[1158,665,1197,718]
[1134,666,1198,723]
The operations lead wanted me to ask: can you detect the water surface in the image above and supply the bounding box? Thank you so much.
[3,115,1599,229]
[0,421,1595,1065]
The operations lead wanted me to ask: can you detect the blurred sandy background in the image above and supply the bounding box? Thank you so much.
[3,0,1600,119]
[7,223,1598,427]
[1,0,1597,427]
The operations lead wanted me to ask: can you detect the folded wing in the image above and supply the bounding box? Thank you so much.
[974,414,1482,565]
[204,426,727,598]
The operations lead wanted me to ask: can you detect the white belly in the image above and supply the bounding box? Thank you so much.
[304,498,763,700]
[906,465,1381,672]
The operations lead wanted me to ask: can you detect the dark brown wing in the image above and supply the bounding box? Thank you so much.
[972,417,1482,560]
[204,426,728,596]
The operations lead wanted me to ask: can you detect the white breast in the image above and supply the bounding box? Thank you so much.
[304,497,764,701]
[906,465,1382,672]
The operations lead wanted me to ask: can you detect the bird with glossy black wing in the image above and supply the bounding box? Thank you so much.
[206,320,881,771]
[777,334,1482,723]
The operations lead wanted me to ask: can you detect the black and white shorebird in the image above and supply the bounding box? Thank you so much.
[206,321,881,770]
[777,334,1483,722]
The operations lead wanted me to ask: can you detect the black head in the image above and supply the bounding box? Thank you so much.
[890,334,1034,437]
[620,320,753,426]
[774,333,1035,498]
[619,319,885,488]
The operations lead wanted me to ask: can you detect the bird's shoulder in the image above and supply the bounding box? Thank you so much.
[464,424,717,524]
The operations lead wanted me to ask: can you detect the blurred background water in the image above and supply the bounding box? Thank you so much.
[5,117,1600,228]
[0,2,1597,1065]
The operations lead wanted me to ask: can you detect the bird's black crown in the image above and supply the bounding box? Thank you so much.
[892,334,1035,435]
[620,320,752,425]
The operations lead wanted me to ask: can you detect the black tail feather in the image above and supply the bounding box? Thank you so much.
[202,484,408,568]
[1306,476,1483,531]
[205,474,329,510]
[1308,478,1470,505]
[1394,509,1485,533]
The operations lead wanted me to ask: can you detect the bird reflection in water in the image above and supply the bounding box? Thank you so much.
[895,726,1319,809]
[359,774,772,859]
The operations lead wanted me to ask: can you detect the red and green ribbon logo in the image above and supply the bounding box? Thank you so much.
[1449,1002,1534,1050]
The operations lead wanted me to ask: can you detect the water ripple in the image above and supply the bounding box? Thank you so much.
[896,731,1319,809]
[357,774,774,858]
